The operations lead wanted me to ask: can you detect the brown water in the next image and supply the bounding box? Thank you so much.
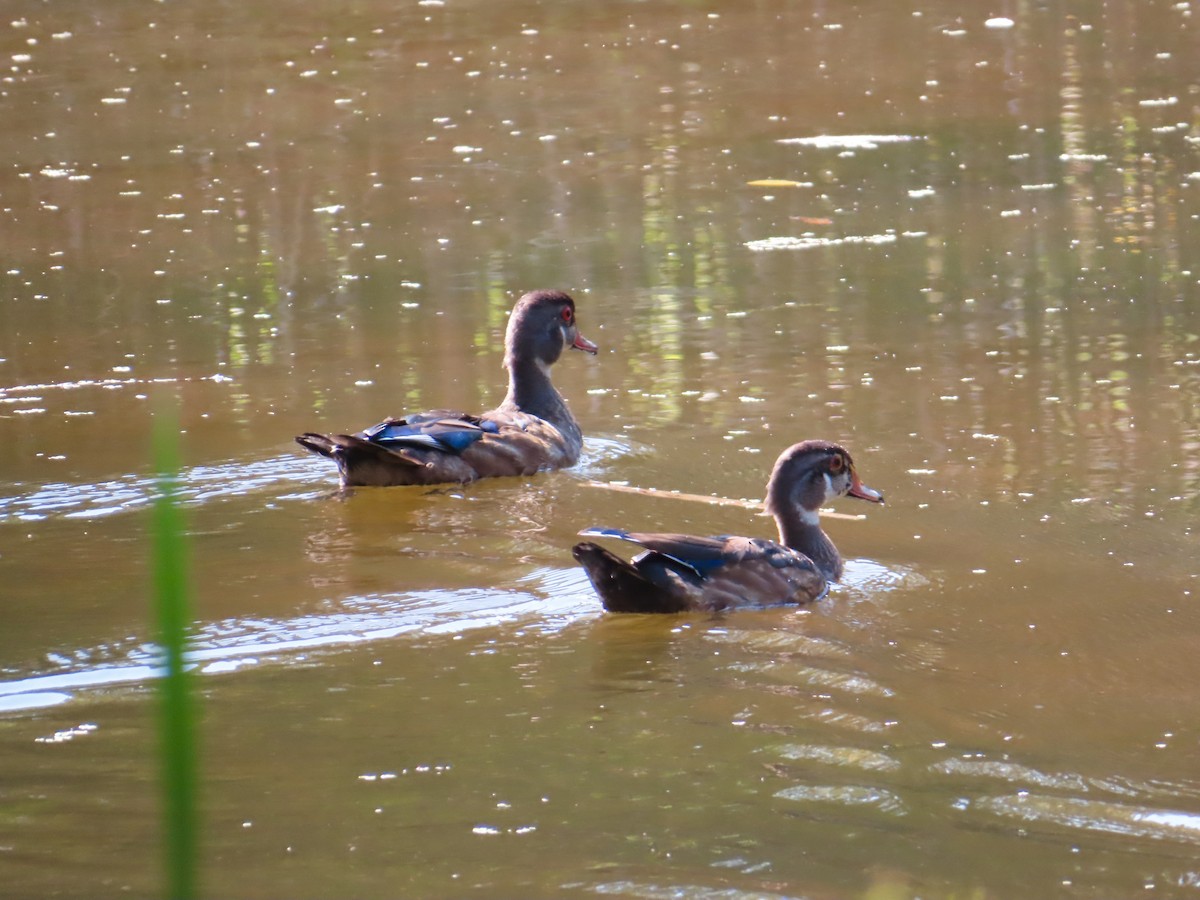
[3,1,1200,897]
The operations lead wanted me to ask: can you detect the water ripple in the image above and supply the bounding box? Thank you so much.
[839,558,926,595]
[977,794,1200,845]
[0,567,598,712]
[0,453,328,523]
[704,628,851,659]
[774,783,907,815]
[932,756,1091,793]
[592,881,798,900]
[572,434,642,480]
[0,434,635,525]
[773,742,902,773]
[729,661,894,698]
[932,756,1200,805]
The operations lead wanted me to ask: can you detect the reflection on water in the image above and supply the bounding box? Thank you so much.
[2,0,1200,897]
[0,453,324,523]
[0,567,598,712]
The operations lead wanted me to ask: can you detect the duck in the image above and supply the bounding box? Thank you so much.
[296,289,598,487]
[572,440,883,613]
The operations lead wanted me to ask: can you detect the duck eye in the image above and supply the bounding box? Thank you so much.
[828,454,844,473]
[560,307,573,324]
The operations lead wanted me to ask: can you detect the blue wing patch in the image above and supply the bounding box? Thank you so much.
[578,526,634,541]
[359,414,499,455]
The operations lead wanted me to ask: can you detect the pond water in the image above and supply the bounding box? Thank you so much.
[3,0,1200,896]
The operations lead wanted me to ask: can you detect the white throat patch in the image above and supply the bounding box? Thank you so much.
[823,472,837,502]
[798,505,822,528]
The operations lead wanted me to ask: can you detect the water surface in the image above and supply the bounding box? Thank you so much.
[3,1,1200,897]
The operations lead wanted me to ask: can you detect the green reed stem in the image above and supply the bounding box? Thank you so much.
[152,411,198,900]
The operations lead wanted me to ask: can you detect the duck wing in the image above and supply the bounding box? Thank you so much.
[358,410,499,454]
[577,527,802,575]
[575,527,826,612]
[577,527,742,576]
[297,407,579,487]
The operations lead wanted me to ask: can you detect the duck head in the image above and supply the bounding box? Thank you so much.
[504,290,598,372]
[765,440,883,527]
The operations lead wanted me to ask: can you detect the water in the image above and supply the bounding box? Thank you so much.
[3,0,1200,896]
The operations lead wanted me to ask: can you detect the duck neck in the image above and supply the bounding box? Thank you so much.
[775,508,844,582]
[502,359,581,441]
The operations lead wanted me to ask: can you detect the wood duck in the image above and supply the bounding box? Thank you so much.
[296,290,598,487]
[572,440,883,613]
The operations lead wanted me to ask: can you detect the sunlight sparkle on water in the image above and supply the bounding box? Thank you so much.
[34,722,97,743]
[778,134,921,150]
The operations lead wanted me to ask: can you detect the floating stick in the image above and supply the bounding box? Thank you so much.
[580,480,865,520]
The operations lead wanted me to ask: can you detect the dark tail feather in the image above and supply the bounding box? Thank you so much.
[295,432,423,466]
[295,432,428,488]
[296,433,339,459]
[571,542,690,614]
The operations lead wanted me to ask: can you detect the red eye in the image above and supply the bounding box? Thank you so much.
[561,307,573,323]
[828,454,844,473]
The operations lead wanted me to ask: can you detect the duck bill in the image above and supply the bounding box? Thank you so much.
[572,332,599,355]
[848,472,884,504]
